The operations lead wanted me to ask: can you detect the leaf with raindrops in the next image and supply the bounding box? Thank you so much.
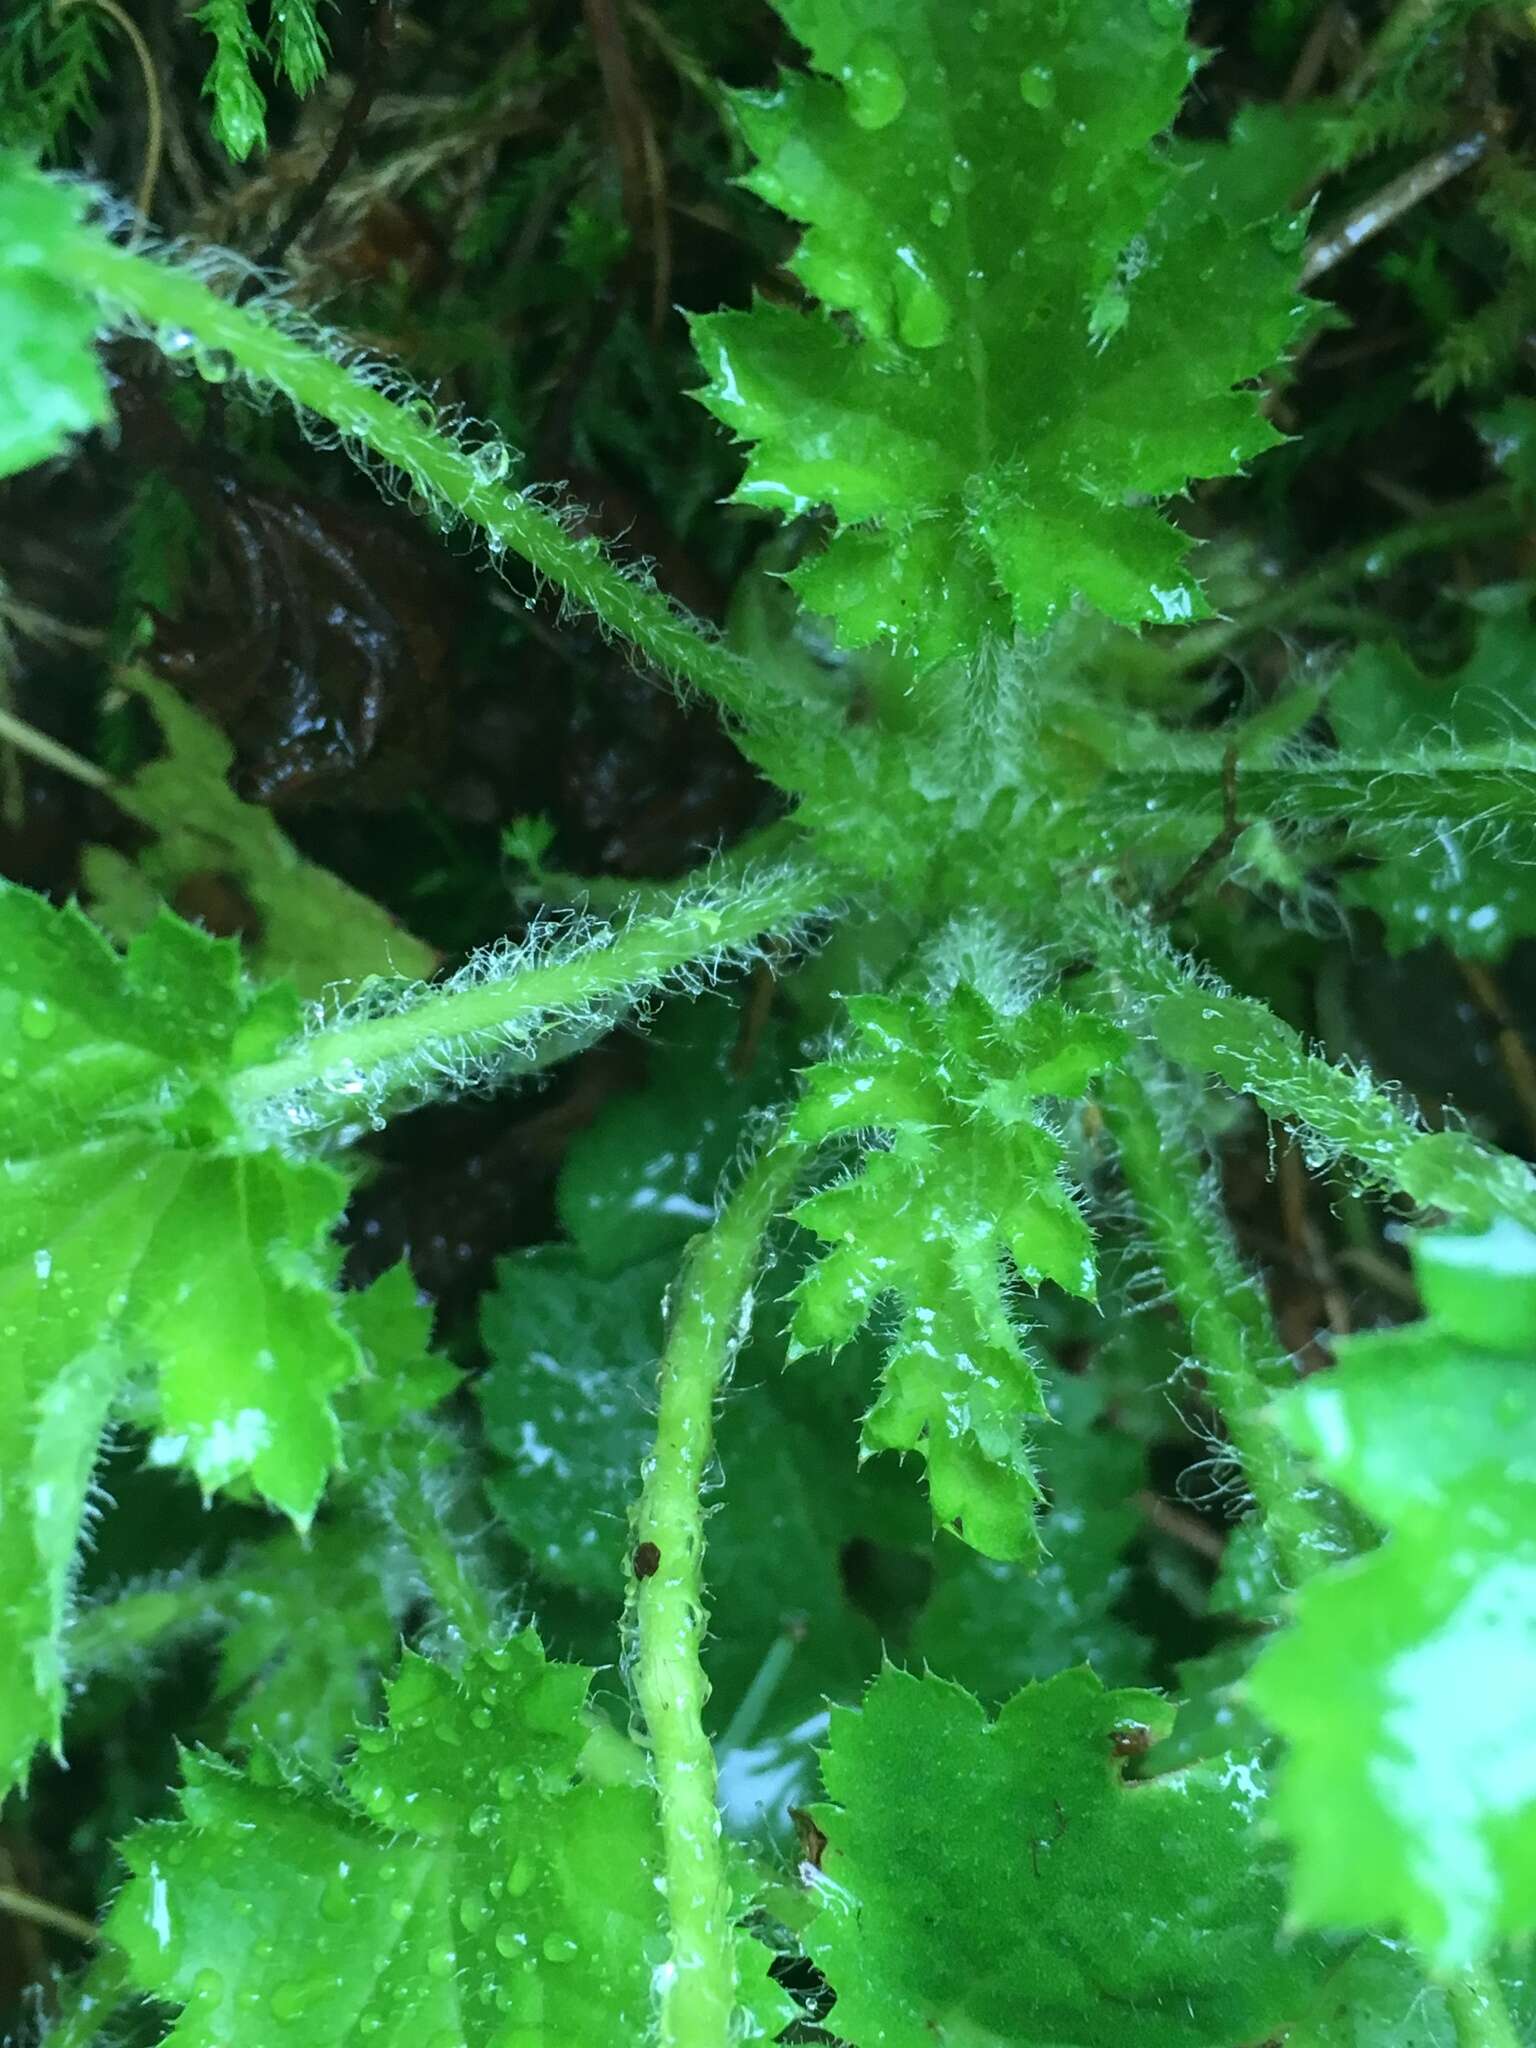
[0,884,358,1797]
[1249,1215,1536,1969]
[788,987,1120,1560]
[806,1663,1334,2048]
[692,0,1312,667]
[107,1634,792,2047]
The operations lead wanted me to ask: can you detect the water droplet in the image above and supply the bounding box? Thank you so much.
[270,1978,326,2022]
[19,998,55,1041]
[948,154,976,195]
[1019,64,1056,109]
[842,35,907,130]
[426,1944,457,1980]
[506,1853,536,1897]
[193,346,233,384]
[470,1705,493,1730]
[494,1923,526,1959]
[159,327,197,359]
[928,196,953,228]
[471,441,511,487]
[541,1935,579,1965]
[191,1967,225,2006]
[459,1890,491,1932]
[892,247,952,348]
[319,1876,351,1923]
[467,1804,500,1838]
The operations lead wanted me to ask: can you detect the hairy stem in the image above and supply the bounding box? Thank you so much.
[1154,490,1526,674]
[1074,894,1536,1231]
[56,221,804,739]
[1095,1055,1349,1583]
[629,1136,802,2048]
[1106,750,1536,851]
[226,864,825,1124]
[1446,1966,1523,2048]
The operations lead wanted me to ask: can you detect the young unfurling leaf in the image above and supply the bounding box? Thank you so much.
[693,0,1310,667]
[788,988,1119,1559]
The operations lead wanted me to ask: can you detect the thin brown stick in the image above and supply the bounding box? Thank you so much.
[1455,957,1536,1156]
[54,0,162,231]
[1301,131,1490,285]
[1135,1491,1226,1564]
[0,1884,101,1947]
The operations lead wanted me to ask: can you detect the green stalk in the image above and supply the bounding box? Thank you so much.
[1095,1055,1348,1584]
[629,1136,802,2048]
[1103,752,1536,851]
[1074,893,1536,1231]
[1153,491,1527,675]
[226,864,825,1123]
[56,226,802,739]
[1446,1966,1523,2048]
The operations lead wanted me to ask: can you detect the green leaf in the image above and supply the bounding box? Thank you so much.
[0,153,111,478]
[1249,1257,1536,1967]
[269,0,330,93]
[692,0,1308,665]
[912,1373,1150,1694]
[84,672,438,1001]
[1413,1214,1536,1353]
[789,989,1118,1559]
[556,999,791,1275]
[337,1263,459,1446]
[808,1665,1332,2048]
[215,1521,407,1770]
[1289,1938,1536,2048]
[108,1635,785,2045]
[195,0,267,159]
[0,886,357,1795]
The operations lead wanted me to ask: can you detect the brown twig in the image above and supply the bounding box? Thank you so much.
[0,1883,100,1947]
[1455,957,1536,1155]
[1301,131,1491,285]
[1135,1491,1226,1564]
[583,0,673,338]
[1152,743,1242,921]
[256,0,395,275]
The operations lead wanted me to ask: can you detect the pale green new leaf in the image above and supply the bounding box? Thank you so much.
[789,989,1119,1559]
[808,1665,1332,2048]
[108,1635,787,2045]
[1249,1217,1536,1967]
[0,885,358,1795]
[84,672,437,1000]
[0,153,111,477]
[693,0,1310,666]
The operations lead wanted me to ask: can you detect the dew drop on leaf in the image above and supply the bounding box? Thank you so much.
[1019,64,1056,109]
[842,35,907,130]
[19,998,55,1040]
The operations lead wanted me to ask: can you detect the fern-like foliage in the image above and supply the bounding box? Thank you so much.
[693,0,1312,668]
[788,988,1121,1560]
[0,0,112,154]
